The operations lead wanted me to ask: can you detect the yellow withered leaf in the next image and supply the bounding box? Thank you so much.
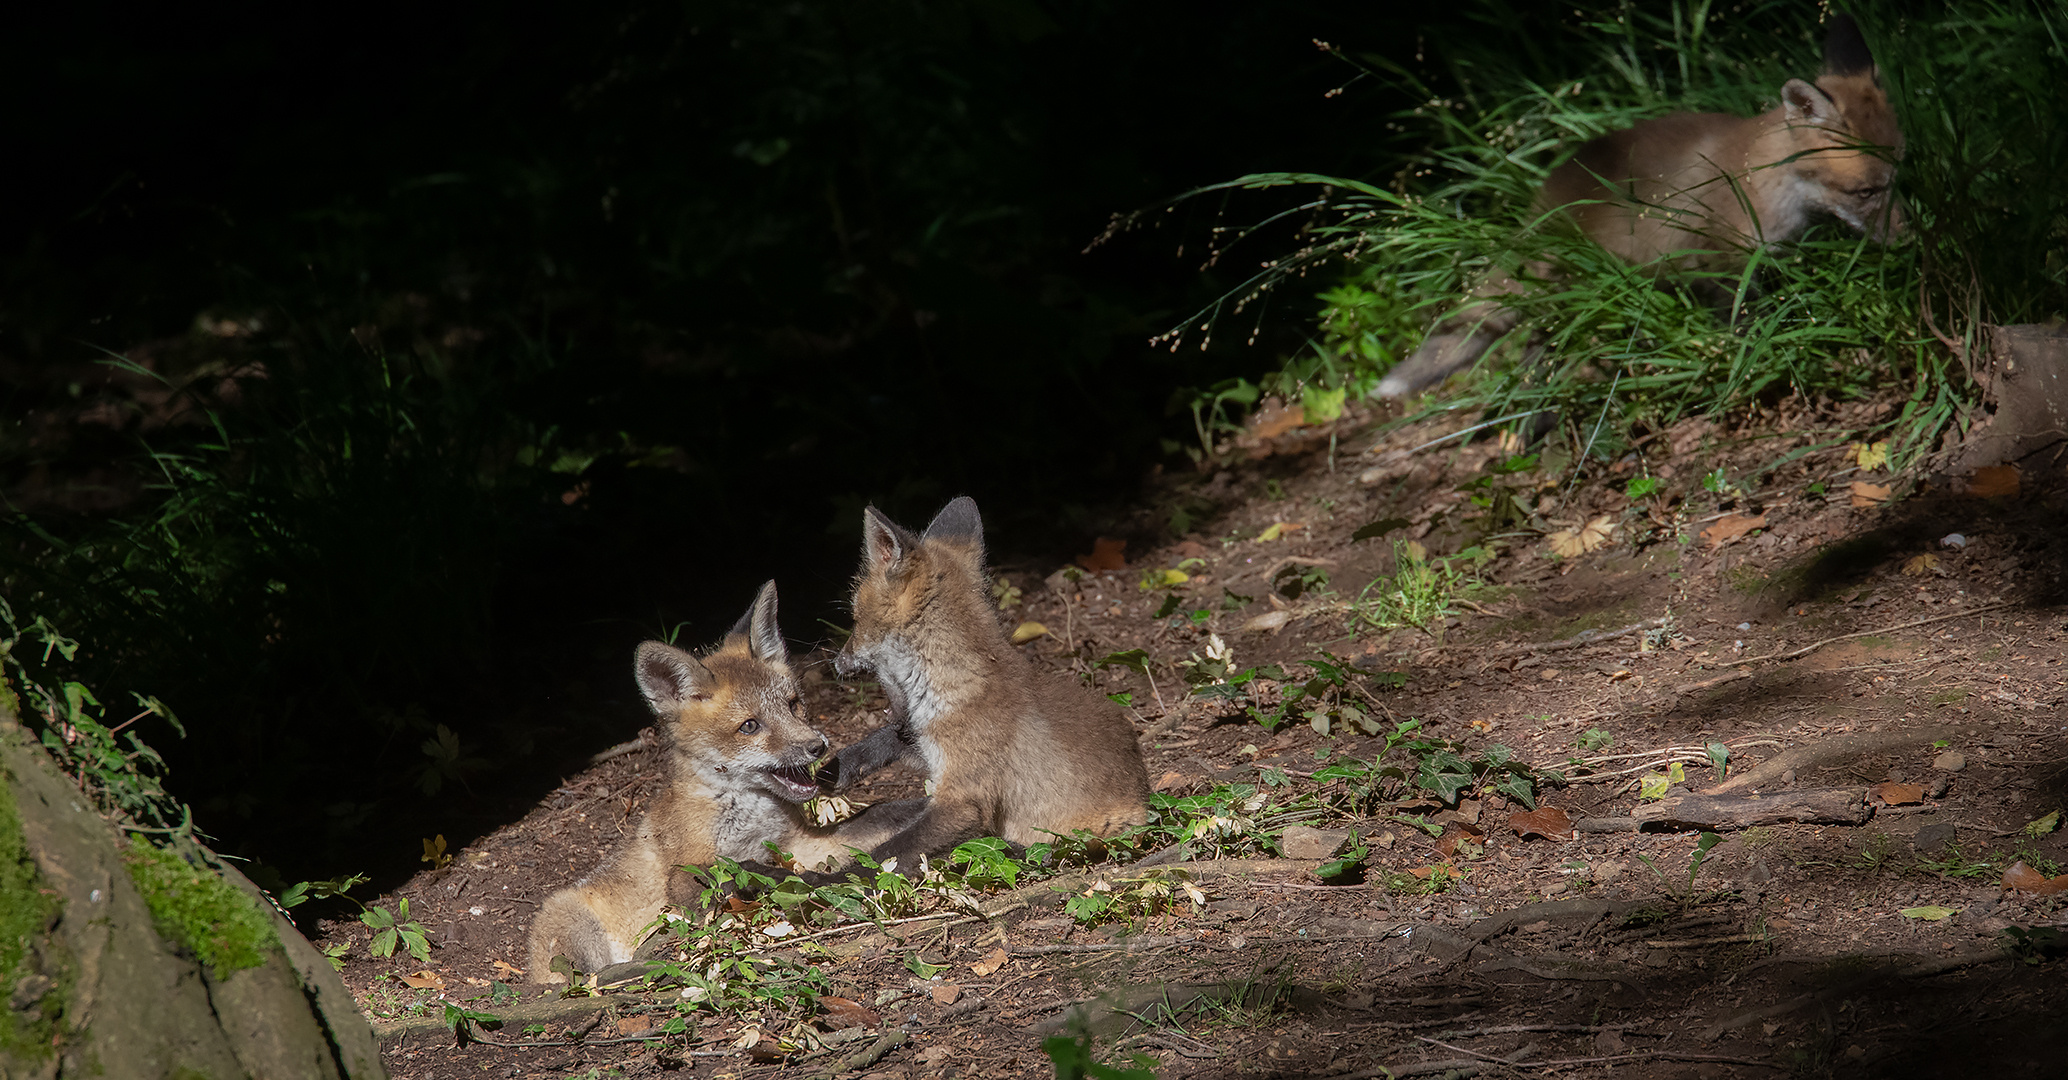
[1139,568,1189,589]
[1256,521,1305,542]
[1010,621,1049,644]
[1901,553,1939,576]
[399,969,445,990]
[1547,515,1616,559]
[491,959,525,979]
[970,948,1010,976]
[1850,440,1890,470]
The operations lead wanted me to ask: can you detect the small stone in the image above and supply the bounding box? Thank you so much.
[1933,751,1967,773]
[1913,822,1959,852]
[1280,825,1351,860]
[1594,861,1624,886]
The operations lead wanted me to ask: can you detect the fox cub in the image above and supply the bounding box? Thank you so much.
[820,497,1152,868]
[1376,13,1903,399]
[527,581,918,982]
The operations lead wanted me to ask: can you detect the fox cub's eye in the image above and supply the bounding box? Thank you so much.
[738,718,761,735]
[787,696,802,712]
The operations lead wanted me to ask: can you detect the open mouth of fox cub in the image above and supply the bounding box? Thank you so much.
[764,764,819,802]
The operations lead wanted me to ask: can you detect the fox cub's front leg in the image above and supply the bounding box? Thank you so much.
[819,725,915,792]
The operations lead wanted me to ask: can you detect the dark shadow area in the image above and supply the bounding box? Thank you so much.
[0,1,1483,889]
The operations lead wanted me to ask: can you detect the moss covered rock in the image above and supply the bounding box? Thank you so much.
[0,705,385,1079]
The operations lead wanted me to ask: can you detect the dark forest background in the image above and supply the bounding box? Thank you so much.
[12,0,2055,896]
[1,0,1459,887]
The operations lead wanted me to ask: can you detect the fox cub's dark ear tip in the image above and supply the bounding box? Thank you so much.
[1822,12,1875,77]
[923,496,983,544]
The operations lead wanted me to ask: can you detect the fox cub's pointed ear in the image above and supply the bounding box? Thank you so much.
[922,497,982,545]
[861,506,918,574]
[922,496,986,568]
[738,580,786,662]
[1781,79,1838,124]
[1821,13,1876,79]
[634,641,716,713]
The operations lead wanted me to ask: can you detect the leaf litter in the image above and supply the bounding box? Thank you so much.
[317,396,2068,1079]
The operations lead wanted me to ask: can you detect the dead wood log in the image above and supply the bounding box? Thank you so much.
[1631,787,1871,830]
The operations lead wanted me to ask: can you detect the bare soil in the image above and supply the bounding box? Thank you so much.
[318,397,2068,1080]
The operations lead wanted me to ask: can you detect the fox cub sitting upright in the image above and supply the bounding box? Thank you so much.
[527,581,917,982]
[1375,13,1904,399]
[820,497,1152,867]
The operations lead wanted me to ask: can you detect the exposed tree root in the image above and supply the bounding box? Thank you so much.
[1708,727,1959,795]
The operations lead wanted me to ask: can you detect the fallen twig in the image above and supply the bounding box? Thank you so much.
[587,736,652,765]
[813,1028,907,1080]
[1488,617,1667,657]
[1715,602,2014,668]
[1644,933,1769,948]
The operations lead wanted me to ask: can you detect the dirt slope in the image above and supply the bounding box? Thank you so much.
[315,397,2068,1080]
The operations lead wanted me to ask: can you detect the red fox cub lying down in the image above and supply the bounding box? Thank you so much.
[527,581,920,982]
[817,497,1152,870]
[1374,12,1903,400]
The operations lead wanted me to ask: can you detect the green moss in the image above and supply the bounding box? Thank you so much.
[0,768,69,1062]
[124,842,276,982]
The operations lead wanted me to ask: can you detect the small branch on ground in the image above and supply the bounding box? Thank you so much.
[1631,787,1871,830]
[812,1029,907,1080]
[1715,602,2013,669]
[1488,617,1667,657]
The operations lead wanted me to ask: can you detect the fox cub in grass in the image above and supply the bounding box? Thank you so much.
[819,497,1152,868]
[527,581,919,982]
[1376,12,1904,399]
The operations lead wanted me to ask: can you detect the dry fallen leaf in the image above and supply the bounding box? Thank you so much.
[2002,861,2068,895]
[1849,481,1892,507]
[617,1016,654,1036]
[1700,512,1768,548]
[462,976,490,987]
[970,947,1010,977]
[1509,806,1576,841]
[931,984,963,1006]
[1256,521,1306,542]
[1241,610,1293,633]
[1868,781,1926,806]
[1967,464,2020,498]
[1546,516,1616,558]
[1901,553,1940,576]
[1010,621,1049,644]
[1153,770,1190,792]
[491,959,524,979]
[1076,537,1128,572]
[1247,398,1308,441]
[819,996,879,1029]
[399,970,445,990]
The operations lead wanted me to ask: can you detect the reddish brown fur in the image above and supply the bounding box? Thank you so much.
[828,497,1152,866]
[1375,14,1903,399]
[525,583,917,982]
